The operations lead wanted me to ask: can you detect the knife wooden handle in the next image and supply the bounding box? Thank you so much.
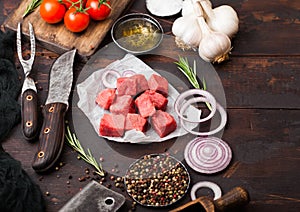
[32,103,67,172]
[22,89,39,140]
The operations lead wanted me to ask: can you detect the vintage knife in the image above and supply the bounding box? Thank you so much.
[32,49,76,172]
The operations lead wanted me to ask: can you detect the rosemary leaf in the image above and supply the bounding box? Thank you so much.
[65,125,105,176]
[23,0,42,18]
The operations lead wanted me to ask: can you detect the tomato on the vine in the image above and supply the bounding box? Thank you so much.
[86,0,111,21]
[64,7,90,32]
[40,0,66,24]
[62,0,87,9]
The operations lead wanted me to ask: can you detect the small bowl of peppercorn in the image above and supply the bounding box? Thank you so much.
[124,153,190,207]
[111,13,164,54]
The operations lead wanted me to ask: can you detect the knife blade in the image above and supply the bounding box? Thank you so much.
[32,49,76,172]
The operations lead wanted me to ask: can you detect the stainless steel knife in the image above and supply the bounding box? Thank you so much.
[32,49,76,172]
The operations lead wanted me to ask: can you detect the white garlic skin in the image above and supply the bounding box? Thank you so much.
[198,31,231,62]
[172,15,202,48]
[182,0,212,17]
[200,1,239,38]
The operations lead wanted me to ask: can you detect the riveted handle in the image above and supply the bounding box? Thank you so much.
[32,103,67,172]
[22,89,39,140]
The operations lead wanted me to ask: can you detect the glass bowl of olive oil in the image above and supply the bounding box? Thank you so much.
[111,13,163,54]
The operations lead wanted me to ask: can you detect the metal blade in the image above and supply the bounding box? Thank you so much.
[45,49,76,106]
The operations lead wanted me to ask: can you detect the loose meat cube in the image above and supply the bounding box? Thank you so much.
[145,90,168,111]
[117,77,137,96]
[99,114,125,137]
[95,88,116,110]
[135,92,156,118]
[131,74,149,95]
[148,74,168,97]
[125,113,148,132]
[110,95,135,114]
[151,110,177,138]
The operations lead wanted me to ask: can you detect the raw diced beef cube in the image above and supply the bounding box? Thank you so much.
[125,113,148,132]
[131,74,149,95]
[135,92,156,118]
[110,95,135,114]
[99,114,125,137]
[145,90,168,111]
[151,110,177,138]
[148,74,168,97]
[117,77,137,96]
[95,88,116,110]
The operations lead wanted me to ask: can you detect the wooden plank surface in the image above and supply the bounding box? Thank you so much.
[3,0,133,57]
[1,0,300,211]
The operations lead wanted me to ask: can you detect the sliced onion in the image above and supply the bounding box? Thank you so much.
[190,181,222,200]
[122,70,136,77]
[101,69,121,88]
[184,137,232,174]
[181,100,227,136]
[174,89,217,123]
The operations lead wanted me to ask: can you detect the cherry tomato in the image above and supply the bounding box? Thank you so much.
[40,0,66,24]
[64,7,90,32]
[62,0,87,9]
[86,0,111,21]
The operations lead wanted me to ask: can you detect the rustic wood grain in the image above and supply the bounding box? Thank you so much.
[0,0,300,212]
[3,0,134,57]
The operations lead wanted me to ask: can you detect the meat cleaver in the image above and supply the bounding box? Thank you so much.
[59,180,125,212]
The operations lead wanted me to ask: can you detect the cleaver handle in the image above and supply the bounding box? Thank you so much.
[32,103,67,172]
[21,89,39,140]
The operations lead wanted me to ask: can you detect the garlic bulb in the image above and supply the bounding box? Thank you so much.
[194,2,232,63]
[172,15,202,50]
[199,0,239,38]
[182,0,211,17]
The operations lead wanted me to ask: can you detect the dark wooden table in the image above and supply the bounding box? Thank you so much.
[1,0,299,211]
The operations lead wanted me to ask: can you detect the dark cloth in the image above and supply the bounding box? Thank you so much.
[0,30,45,212]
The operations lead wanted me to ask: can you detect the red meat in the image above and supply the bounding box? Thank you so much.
[148,74,169,97]
[131,74,149,95]
[125,113,148,132]
[116,77,137,96]
[110,95,135,114]
[135,92,156,118]
[95,88,116,110]
[151,110,177,138]
[99,114,125,137]
[145,90,168,111]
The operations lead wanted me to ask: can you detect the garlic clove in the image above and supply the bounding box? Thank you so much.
[198,31,231,63]
[172,15,202,50]
[199,0,239,38]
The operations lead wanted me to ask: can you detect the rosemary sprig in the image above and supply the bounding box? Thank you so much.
[65,125,105,176]
[23,0,42,18]
[175,56,201,89]
[175,56,212,110]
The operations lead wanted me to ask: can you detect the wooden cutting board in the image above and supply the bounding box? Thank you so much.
[4,0,133,57]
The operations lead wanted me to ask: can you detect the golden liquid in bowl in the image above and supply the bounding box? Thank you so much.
[114,18,162,52]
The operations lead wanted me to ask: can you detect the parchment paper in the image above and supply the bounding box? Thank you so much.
[77,54,199,143]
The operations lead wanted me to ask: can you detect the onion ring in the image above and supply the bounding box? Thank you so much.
[122,70,136,77]
[190,181,222,200]
[101,69,121,88]
[180,98,227,136]
[174,89,217,123]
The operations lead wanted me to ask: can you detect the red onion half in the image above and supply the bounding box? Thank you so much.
[184,137,232,174]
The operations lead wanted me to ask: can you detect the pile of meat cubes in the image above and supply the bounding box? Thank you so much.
[96,73,177,138]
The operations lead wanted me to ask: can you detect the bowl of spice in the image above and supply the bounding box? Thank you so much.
[124,153,190,207]
[111,13,163,54]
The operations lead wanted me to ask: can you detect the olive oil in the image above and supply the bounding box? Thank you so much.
[114,18,162,52]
